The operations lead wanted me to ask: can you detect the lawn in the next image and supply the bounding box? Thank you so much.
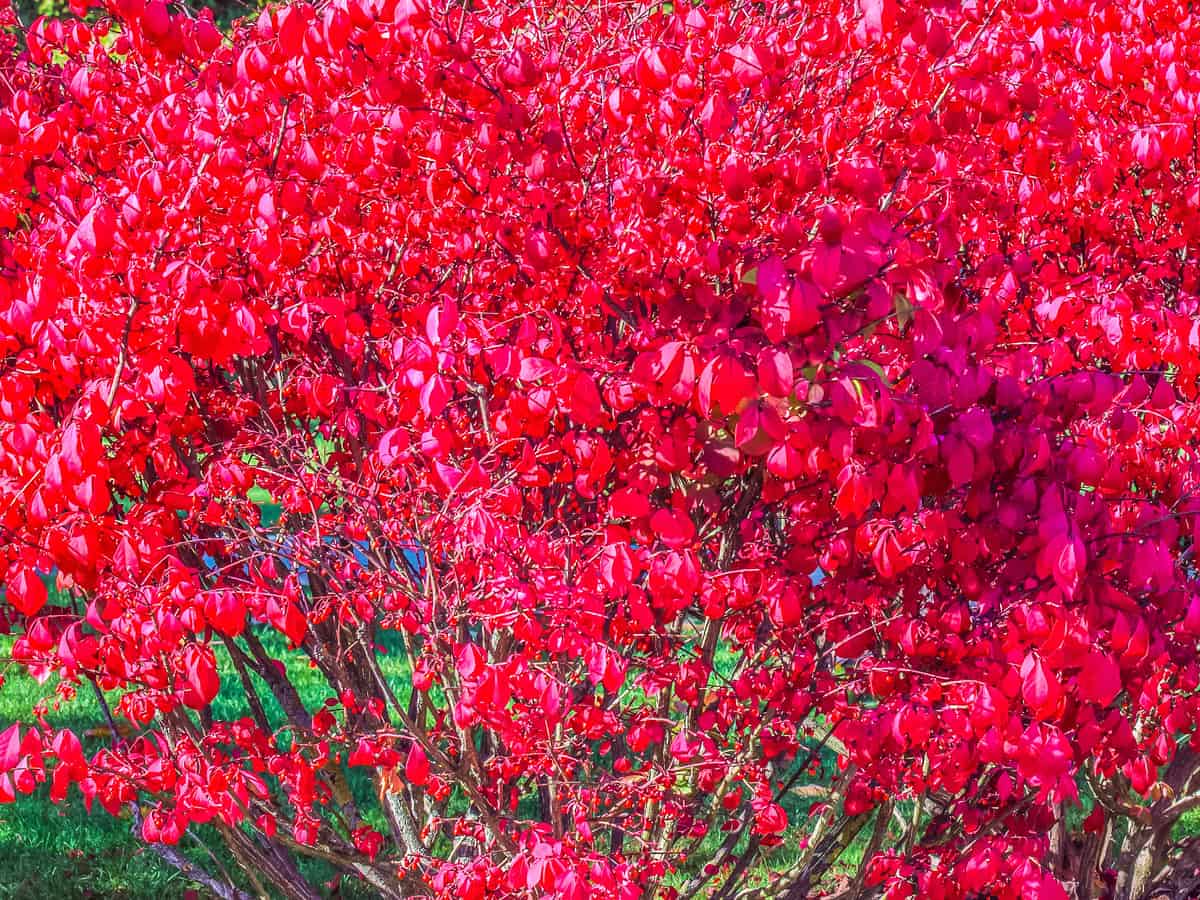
[0,627,402,899]
[0,635,210,899]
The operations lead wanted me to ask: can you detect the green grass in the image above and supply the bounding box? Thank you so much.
[0,794,195,899]
[0,622,414,899]
[0,641,202,899]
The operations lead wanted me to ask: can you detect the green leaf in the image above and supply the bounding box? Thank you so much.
[859,359,892,386]
[894,292,914,329]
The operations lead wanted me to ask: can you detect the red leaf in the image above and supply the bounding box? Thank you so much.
[203,591,246,637]
[768,585,804,627]
[766,440,804,480]
[378,428,409,467]
[871,529,907,579]
[179,645,219,710]
[651,508,696,549]
[0,724,21,771]
[405,744,430,786]
[634,47,673,90]
[1021,653,1060,717]
[7,568,47,617]
[1077,650,1121,707]
[609,487,650,519]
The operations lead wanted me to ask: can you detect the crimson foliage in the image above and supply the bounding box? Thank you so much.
[2,1,1200,898]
